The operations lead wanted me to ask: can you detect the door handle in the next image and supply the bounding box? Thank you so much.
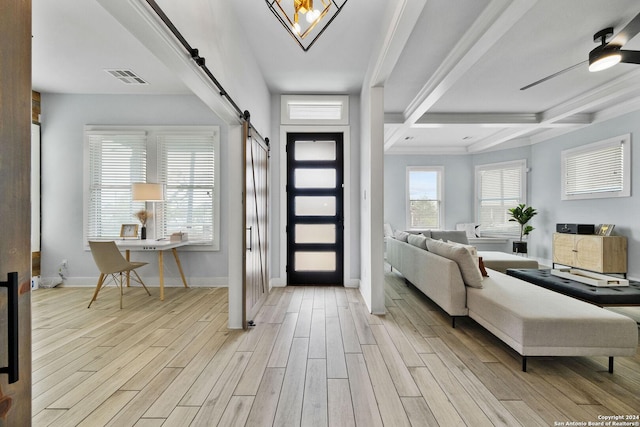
[1,272,19,384]
[246,226,252,252]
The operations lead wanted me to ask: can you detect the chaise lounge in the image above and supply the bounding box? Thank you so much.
[386,231,638,372]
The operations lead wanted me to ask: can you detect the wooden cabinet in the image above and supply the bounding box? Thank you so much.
[552,233,627,274]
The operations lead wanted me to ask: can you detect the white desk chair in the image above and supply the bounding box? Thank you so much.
[88,241,151,309]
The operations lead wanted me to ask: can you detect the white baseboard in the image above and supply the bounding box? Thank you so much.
[270,277,287,288]
[345,279,360,288]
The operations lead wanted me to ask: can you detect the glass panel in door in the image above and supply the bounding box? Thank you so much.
[287,132,344,285]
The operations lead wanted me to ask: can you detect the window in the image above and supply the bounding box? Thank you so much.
[86,132,147,240]
[84,126,220,248]
[561,134,630,200]
[158,134,216,242]
[406,167,443,229]
[475,160,526,235]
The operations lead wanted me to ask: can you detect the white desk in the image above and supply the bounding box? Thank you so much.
[115,239,189,301]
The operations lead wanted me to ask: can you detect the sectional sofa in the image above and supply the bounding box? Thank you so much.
[386,231,638,372]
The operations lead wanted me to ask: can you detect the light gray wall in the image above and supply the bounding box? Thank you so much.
[384,110,640,280]
[40,93,230,286]
[530,110,640,279]
[384,154,474,231]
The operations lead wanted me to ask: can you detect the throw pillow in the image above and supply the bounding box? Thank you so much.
[384,223,394,238]
[430,230,469,245]
[394,231,410,242]
[448,240,482,278]
[426,239,483,288]
[478,256,489,277]
[407,234,428,250]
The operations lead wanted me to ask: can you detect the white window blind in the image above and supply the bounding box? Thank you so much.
[407,167,443,229]
[87,132,147,240]
[476,161,525,235]
[158,133,215,242]
[562,135,630,200]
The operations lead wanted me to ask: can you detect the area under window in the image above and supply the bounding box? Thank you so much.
[561,134,630,200]
[406,167,443,230]
[84,126,220,249]
[475,160,526,236]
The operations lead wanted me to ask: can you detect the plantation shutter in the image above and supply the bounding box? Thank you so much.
[477,162,523,235]
[87,132,147,240]
[157,133,215,242]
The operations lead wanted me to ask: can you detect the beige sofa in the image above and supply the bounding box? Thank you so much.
[386,234,638,372]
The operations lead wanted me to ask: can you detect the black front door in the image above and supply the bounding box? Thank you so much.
[286,132,344,285]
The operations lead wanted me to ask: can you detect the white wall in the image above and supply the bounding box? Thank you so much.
[359,86,385,314]
[40,93,230,286]
[268,94,362,286]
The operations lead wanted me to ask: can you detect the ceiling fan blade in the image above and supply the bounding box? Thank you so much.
[621,50,640,64]
[609,12,640,46]
[519,60,587,91]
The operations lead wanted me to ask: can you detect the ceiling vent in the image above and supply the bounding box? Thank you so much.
[104,69,148,85]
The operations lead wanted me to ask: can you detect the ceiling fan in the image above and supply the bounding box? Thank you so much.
[520,11,640,91]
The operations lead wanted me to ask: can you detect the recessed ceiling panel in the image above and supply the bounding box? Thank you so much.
[430,0,640,113]
[384,0,491,113]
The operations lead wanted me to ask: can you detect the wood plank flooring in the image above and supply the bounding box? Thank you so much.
[32,269,640,426]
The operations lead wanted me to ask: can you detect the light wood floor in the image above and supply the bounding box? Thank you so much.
[32,270,640,426]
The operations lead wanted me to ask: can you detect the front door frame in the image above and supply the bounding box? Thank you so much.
[279,125,351,287]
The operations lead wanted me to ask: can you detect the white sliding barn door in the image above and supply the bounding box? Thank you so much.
[243,121,269,327]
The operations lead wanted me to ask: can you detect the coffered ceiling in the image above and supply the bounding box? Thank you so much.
[32,0,640,154]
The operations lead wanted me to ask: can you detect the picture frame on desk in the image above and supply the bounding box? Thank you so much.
[596,224,614,236]
[120,224,139,238]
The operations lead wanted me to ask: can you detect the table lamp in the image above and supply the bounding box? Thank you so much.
[132,182,165,239]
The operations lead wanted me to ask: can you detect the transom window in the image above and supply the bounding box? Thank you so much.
[406,167,443,230]
[561,134,630,200]
[475,160,526,235]
[84,126,220,249]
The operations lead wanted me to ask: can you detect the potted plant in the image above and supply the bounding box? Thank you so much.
[508,204,537,254]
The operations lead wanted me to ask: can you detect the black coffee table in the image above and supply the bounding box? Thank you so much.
[506,268,640,306]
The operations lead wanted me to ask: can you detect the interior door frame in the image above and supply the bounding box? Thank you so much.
[279,125,351,287]
[286,132,344,285]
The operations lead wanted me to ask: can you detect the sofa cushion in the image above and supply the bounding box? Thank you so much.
[430,230,469,244]
[448,240,482,277]
[467,271,638,356]
[426,239,483,288]
[384,223,394,238]
[407,234,428,250]
[394,231,409,242]
[476,251,538,273]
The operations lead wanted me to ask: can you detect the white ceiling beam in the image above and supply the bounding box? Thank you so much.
[363,0,428,89]
[468,67,640,152]
[386,145,470,155]
[384,0,538,150]
[96,0,242,125]
[410,112,592,127]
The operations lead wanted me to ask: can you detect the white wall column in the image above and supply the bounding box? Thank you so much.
[359,86,386,314]
[228,124,244,328]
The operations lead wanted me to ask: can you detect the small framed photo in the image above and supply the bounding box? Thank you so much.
[597,224,614,236]
[120,224,139,238]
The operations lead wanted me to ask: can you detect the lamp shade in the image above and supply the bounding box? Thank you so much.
[132,183,164,201]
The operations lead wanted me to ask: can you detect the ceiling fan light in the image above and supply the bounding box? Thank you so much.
[589,46,622,72]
